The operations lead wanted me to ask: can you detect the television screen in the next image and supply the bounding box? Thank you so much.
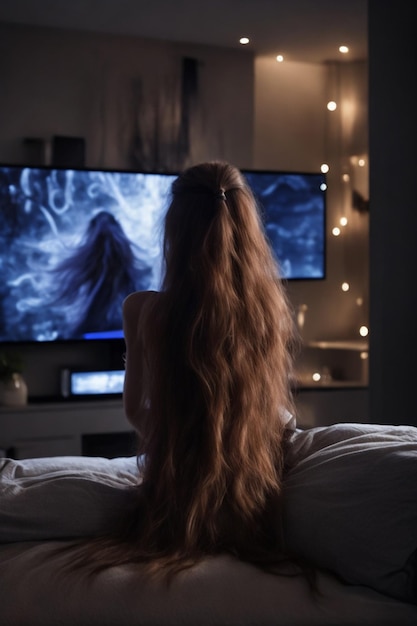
[243,170,326,281]
[0,165,326,344]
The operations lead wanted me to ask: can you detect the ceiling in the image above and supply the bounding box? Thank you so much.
[0,0,368,63]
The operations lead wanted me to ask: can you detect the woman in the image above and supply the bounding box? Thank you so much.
[66,161,298,581]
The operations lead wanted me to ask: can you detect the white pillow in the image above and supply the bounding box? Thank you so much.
[283,423,417,604]
[0,455,141,542]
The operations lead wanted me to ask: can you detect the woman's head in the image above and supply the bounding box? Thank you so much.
[162,161,278,294]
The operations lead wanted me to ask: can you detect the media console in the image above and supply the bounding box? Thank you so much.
[0,399,132,459]
[0,385,369,459]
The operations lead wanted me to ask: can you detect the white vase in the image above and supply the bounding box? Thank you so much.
[0,373,28,407]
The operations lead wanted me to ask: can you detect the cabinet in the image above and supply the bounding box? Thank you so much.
[295,386,369,429]
[0,399,133,459]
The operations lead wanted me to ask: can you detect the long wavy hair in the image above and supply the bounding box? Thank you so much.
[60,161,299,581]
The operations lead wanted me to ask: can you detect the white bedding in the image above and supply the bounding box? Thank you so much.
[1,423,417,625]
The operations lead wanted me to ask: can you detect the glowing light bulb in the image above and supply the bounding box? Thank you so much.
[341,282,350,292]
[239,37,249,45]
[359,326,369,337]
[312,372,321,382]
[321,163,329,173]
[332,227,341,236]
[340,217,348,226]
[342,173,350,182]
[339,45,349,54]
[358,158,366,167]
[360,351,369,360]
[327,101,337,111]
[276,55,284,62]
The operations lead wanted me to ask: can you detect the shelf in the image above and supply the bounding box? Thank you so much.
[295,379,367,390]
[296,339,369,389]
[306,340,369,351]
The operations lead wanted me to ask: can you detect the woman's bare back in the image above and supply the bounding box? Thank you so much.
[122,290,161,436]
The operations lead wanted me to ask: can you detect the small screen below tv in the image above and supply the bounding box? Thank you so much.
[69,369,125,397]
[0,164,326,344]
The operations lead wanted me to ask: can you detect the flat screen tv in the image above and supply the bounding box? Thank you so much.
[0,164,326,344]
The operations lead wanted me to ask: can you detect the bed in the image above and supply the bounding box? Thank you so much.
[1,422,416,625]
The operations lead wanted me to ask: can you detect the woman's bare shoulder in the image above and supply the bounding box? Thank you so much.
[123,291,161,343]
[123,290,160,316]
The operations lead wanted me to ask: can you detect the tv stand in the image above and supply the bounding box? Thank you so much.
[0,399,133,459]
[0,384,369,459]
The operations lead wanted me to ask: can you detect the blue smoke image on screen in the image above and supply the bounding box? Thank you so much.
[0,166,175,342]
[243,171,325,281]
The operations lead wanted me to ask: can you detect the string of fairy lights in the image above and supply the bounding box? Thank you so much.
[239,37,369,384]
[319,58,369,379]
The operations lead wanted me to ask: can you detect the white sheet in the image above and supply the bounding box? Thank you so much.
[1,422,417,625]
[1,541,417,626]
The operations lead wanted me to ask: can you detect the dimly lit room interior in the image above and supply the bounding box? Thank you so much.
[0,0,415,449]
[0,1,416,623]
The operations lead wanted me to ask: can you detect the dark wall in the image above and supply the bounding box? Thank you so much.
[368,0,417,425]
